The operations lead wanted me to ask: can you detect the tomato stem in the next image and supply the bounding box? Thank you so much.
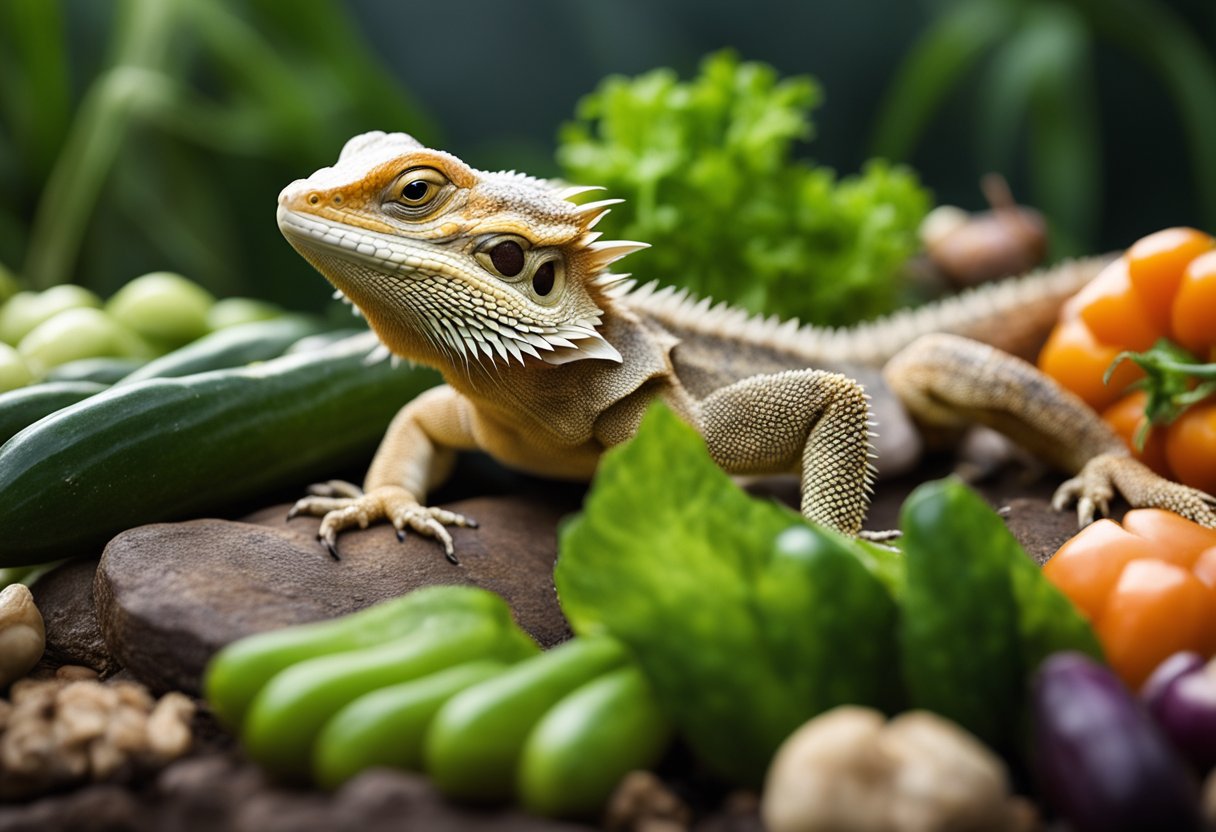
[1106,338,1216,451]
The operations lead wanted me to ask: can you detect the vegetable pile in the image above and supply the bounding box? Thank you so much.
[0,271,284,391]
[205,586,670,819]
[1038,227,1216,492]
[199,403,1216,825]
[556,404,1098,783]
[556,51,931,325]
[1044,509,1216,687]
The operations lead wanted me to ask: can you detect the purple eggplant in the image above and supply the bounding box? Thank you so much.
[1142,651,1207,705]
[1143,652,1216,771]
[1033,651,1201,832]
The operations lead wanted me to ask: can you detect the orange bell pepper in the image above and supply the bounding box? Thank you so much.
[1044,508,1216,688]
[1038,227,1216,490]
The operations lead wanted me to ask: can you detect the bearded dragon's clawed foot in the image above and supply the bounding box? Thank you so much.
[287,483,476,564]
[1052,452,1216,529]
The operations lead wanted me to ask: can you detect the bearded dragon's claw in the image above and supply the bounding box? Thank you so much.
[289,484,472,561]
[1053,453,1216,529]
[319,533,341,561]
[307,479,364,500]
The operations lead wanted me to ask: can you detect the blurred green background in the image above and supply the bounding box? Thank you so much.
[2,0,1213,313]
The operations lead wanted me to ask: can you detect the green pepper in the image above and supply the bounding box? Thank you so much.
[313,659,509,789]
[242,613,537,780]
[425,635,628,801]
[205,585,513,730]
[518,664,671,818]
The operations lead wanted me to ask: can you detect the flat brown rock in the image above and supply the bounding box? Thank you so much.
[95,495,576,695]
[30,559,118,676]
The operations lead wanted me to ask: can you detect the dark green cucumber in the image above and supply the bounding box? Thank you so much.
[0,381,108,447]
[115,316,324,385]
[0,333,437,565]
[45,357,146,384]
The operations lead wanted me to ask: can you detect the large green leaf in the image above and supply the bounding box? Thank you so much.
[555,404,899,786]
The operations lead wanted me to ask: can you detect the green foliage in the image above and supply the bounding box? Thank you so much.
[873,0,1216,255]
[0,0,436,301]
[557,51,931,326]
[555,403,1101,784]
[556,403,900,785]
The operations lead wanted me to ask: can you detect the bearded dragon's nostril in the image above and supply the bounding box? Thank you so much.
[308,193,321,205]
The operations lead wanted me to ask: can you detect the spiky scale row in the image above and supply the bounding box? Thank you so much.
[621,256,1111,368]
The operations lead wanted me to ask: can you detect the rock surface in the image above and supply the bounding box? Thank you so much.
[95,493,579,695]
[29,560,117,676]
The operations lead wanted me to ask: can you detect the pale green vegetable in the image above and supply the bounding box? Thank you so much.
[206,297,283,330]
[0,344,32,392]
[106,272,215,349]
[17,308,149,375]
[0,285,102,345]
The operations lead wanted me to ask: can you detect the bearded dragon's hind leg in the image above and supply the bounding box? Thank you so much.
[697,369,876,535]
[885,333,1216,527]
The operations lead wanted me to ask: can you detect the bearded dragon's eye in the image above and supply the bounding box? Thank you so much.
[391,167,450,211]
[532,261,556,296]
[489,240,525,277]
[402,180,431,202]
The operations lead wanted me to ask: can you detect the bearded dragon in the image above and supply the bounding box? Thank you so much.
[276,131,1216,561]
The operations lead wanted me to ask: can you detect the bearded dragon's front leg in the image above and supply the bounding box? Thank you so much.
[288,385,480,562]
[697,370,876,535]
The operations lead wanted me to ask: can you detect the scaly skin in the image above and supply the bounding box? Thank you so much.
[276,131,1216,560]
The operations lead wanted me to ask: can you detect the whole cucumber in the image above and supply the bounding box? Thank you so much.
[0,333,438,566]
[424,636,628,802]
[45,357,145,384]
[518,664,671,818]
[0,381,107,447]
[116,316,323,384]
[313,660,510,789]
[205,585,518,731]
[243,615,537,780]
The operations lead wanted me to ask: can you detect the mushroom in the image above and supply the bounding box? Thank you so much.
[761,706,1036,832]
[922,175,1047,289]
[0,584,45,689]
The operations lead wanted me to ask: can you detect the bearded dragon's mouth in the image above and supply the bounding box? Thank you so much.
[276,206,439,280]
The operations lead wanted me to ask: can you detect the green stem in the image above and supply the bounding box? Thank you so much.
[22,0,179,290]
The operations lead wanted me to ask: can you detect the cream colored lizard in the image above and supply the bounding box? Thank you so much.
[276,131,1216,561]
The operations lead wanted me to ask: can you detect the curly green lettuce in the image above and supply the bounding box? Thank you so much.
[557,51,931,326]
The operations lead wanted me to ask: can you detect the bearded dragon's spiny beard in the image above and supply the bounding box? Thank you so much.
[276,131,646,370]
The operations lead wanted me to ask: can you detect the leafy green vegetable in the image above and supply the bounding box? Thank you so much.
[555,404,900,786]
[555,404,1104,785]
[557,50,931,326]
[899,478,1102,751]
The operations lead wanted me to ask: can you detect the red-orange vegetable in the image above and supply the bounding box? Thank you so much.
[1038,227,1216,491]
[1044,509,1216,688]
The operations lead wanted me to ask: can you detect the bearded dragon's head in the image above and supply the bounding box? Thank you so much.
[276,131,644,369]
